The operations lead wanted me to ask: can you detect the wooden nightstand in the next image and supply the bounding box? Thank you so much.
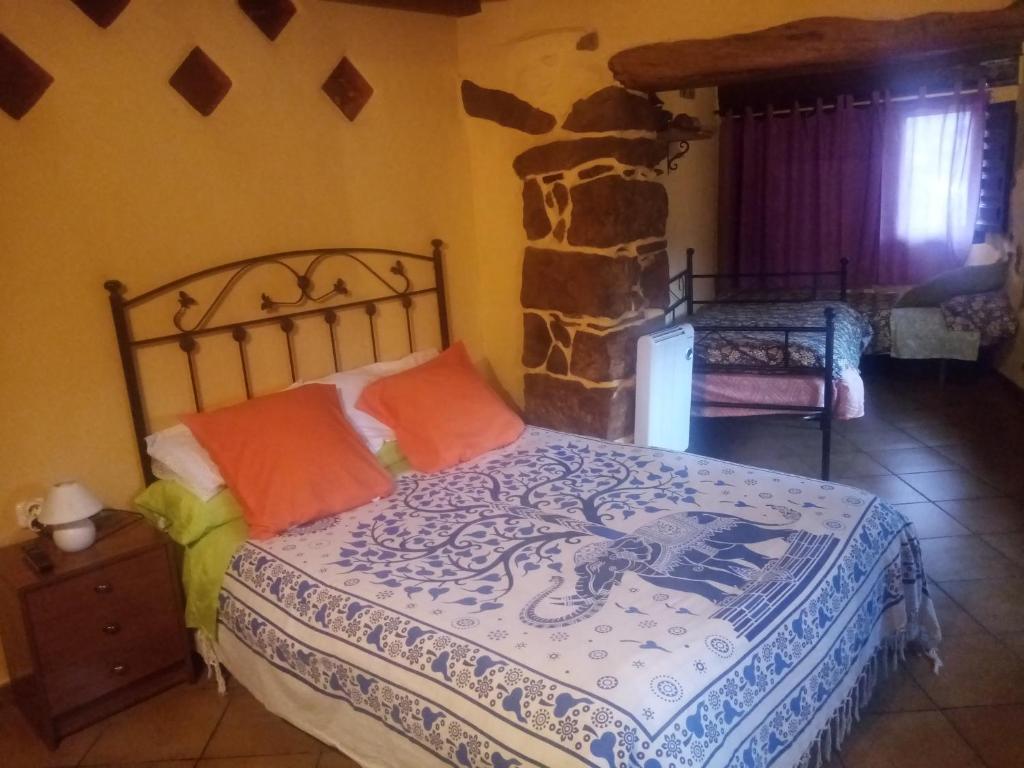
[0,514,194,747]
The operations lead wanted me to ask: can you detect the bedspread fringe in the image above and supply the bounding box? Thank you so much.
[195,628,227,695]
[798,630,933,768]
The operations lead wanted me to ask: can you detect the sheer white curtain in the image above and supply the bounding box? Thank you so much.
[878,90,986,284]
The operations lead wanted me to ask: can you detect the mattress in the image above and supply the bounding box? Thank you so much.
[713,287,1017,355]
[214,427,939,768]
[694,367,865,420]
[692,301,870,376]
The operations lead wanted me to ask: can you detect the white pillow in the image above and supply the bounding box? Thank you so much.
[304,348,438,452]
[145,423,225,501]
[146,349,438,495]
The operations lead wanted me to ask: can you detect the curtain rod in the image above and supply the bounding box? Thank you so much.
[720,84,990,120]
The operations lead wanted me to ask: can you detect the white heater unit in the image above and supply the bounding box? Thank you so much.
[635,324,694,452]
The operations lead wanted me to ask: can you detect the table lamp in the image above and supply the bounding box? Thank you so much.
[38,481,104,552]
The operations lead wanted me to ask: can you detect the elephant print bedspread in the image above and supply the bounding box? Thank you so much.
[218,427,940,768]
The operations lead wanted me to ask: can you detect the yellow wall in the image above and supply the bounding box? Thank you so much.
[0,0,1011,686]
[0,0,480,683]
[454,0,1010,407]
[1000,73,1024,389]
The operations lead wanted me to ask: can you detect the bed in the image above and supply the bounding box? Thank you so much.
[103,242,941,768]
[846,287,1017,359]
[667,251,869,481]
[701,284,1017,359]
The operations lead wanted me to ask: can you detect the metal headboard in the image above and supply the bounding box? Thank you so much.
[104,240,450,485]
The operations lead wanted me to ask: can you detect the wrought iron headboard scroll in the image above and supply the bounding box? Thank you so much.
[105,240,450,485]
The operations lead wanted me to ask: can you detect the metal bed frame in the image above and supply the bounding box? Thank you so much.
[667,249,851,480]
[104,241,450,485]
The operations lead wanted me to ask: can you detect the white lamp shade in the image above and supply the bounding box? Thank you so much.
[38,481,104,526]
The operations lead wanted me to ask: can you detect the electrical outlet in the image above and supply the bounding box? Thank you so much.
[14,498,43,529]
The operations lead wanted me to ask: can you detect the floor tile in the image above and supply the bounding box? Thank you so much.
[919,536,1020,582]
[835,412,898,433]
[939,498,1024,534]
[81,681,228,765]
[986,532,1024,567]
[317,750,363,768]
[198,757,317,768]
[866,666,935,713]
[1000,632,1024,661]
[869,446,961,474]
[899,471,999,502]
[899,419,983,447]
[894,502,970,539]
[835,474,927,504]
[0,699,104,768]
[928,583,988,637]
[845,427,923,452]
[821,451,892,478]
[907,633,1024,708]
[202,688,321,759]
[839,711,983,767]
[939,578,1024,635]
[946,705,1024,768]
[933,441,1006,474]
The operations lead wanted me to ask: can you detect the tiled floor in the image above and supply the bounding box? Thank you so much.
[691,362,1024,768]
[4,362,1024,767]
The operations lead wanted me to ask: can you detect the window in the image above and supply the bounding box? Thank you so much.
[895,109,979,245]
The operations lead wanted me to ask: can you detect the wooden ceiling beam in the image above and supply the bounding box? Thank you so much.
[321,0,480,17]
[609,3,1024,93]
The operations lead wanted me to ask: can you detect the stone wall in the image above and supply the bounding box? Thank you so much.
[515,88,670,439]
[462,82,670,439]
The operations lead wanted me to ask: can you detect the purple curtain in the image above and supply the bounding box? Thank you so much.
[719,91,987,288]
[720,95,887,288]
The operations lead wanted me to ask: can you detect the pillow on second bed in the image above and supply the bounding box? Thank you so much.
[183,383,394,539]
[895,260,1007,308]
[356,342,524,473]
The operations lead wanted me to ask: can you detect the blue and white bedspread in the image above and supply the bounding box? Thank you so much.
[218,427,940,768]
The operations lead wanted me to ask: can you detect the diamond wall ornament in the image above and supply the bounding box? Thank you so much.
[0,34,54,120]
[238,0,296,41]
[169,47,232,116]
[322,57,373,122]
[70,0,131,28]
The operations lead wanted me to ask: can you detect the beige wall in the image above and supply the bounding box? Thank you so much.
[454,0,1010,406]
[1000,74,1024,389]
[0,0,1011,685]
[0,0,480,683]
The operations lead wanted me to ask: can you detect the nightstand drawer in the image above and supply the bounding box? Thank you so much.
[0,517,193,747]
[25,545,185,711]
[45,633,184,713]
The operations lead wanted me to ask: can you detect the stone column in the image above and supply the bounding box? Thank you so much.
[516,88,670,439]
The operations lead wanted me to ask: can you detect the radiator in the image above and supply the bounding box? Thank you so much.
[634,324,694,452]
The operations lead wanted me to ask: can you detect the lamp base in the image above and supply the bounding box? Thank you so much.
[51,517,96,553]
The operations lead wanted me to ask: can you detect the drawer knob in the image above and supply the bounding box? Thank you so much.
[111,663,128,676]
[94,583,113,594]
[102,622,121,635]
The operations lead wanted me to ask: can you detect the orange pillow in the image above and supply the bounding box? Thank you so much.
[356,342,524,473]
[182,384,393,539]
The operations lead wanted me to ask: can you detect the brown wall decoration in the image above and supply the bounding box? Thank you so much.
[461,80,555,135]
[70,0,130,29]
[322,57,374,121]
[238,0,297,41]
[562,86,668,133]
[169,47,232,117]
[0,34,53,120]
